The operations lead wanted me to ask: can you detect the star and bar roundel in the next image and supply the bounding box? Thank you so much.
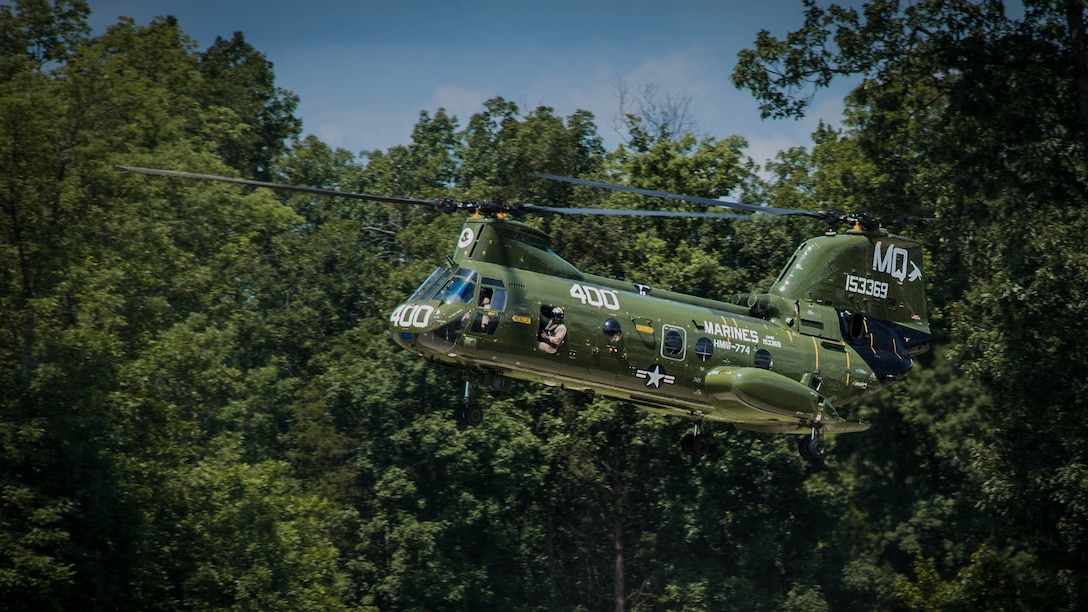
[636,364,675,389]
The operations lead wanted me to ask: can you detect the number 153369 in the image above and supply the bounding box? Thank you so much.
[845,274,889,299]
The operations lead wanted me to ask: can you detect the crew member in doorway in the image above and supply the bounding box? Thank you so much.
[603,317,623,353]
[538,306,568,354]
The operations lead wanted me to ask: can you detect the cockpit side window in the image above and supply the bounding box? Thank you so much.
[480,278,507,311]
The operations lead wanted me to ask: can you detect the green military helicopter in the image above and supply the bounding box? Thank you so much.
[124,167,931,459]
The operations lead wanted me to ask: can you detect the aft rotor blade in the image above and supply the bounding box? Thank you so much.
[526,205,755,219]
[121,166,446,209]
[532,173,823,218]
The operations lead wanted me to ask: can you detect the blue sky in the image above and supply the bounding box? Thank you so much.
[87,1,859,167]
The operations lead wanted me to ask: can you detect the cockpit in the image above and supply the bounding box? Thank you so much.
[391,266,508,357]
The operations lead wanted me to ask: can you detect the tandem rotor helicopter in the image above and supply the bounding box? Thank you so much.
[124,166,931,460]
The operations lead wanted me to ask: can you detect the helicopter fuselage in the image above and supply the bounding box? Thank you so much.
[388,217,927,435]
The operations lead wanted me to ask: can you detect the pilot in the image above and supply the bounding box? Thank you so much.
[538,306,568,354]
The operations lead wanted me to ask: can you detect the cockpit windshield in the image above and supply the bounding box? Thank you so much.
[409,267,453,301]
[408,267,481,305]
[434,270,478,305]
[409,266,480,304]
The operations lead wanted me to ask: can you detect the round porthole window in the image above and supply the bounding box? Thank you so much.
[695,337,714,362]
[755,348,773,370]
[603,318,623,342]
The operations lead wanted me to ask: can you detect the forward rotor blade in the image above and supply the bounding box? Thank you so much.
[532,173,823,219]
[121,166,446,209]
[123,166,808,221]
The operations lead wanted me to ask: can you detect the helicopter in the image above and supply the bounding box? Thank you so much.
[122,166,931,460]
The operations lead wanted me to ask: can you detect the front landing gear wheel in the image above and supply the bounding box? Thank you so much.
[681,433,710,457]
[457,404,483,427]
[456,377,483,427]
[798,434,826,460]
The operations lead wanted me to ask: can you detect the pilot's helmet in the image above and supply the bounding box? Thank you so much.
[603,318,621,335]
[551,307,565,322]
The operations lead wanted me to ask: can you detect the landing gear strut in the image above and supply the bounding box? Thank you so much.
[797,424,826,460]
[457,378,483,427]
[681,422,710,457]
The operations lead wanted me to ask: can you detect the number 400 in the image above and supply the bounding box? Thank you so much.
[569,284,621,310]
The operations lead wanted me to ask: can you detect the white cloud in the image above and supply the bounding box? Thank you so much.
[746,132,803,169]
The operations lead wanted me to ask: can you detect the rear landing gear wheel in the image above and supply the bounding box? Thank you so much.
[681,433,710,457]
[798,434,826,460]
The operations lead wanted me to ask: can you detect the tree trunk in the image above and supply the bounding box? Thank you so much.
[611,411,626,612]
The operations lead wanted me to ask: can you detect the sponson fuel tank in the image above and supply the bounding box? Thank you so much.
[704,366,821,417]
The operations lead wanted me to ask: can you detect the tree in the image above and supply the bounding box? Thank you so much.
[1,8,336,607]
[198,31,301,180]
[458,97,605,202]
[610,80,700,146]
[360,108,461,199]
[0,8,208,606]
[0,0,89,70]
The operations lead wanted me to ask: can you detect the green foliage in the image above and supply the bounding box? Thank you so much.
[458,97,605,202]
[0,0,89,70]
[735,0,1088,608]
[174,458,352,610]
[361,108,461,199]
[893,554,960,612]
[197,31,301,180]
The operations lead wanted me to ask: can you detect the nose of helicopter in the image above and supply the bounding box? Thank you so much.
[389,301,470,355]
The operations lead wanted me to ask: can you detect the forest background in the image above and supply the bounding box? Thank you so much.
[3,1,1087,610]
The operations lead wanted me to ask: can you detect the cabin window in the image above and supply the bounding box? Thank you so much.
[662,325,686,360]
[755,349,773,370]
[469,278,506,336]
[470,312,500,335]
[695,337,714,362]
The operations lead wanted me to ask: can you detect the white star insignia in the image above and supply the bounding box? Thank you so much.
[636,364,675,388]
